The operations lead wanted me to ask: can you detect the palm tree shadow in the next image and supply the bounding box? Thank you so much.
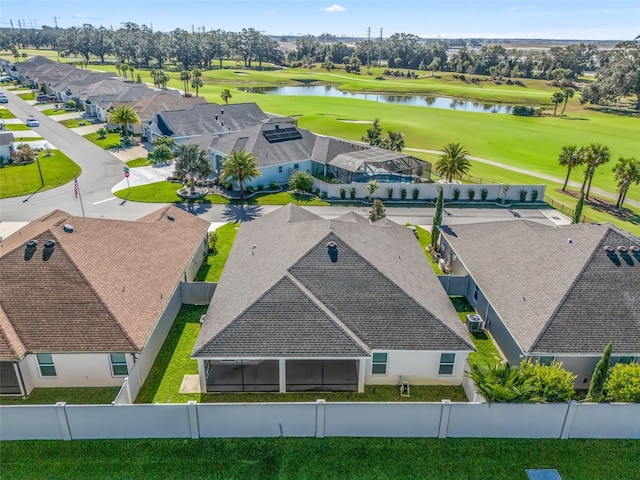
[222,204,264,222]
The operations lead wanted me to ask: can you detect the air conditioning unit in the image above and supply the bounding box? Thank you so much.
[466,314,484,333]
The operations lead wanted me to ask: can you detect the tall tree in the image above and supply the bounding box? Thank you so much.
[435,142,471,182]
[191,68,203,97]
[558,145,584,191]
[180,70,191,95]
[220,88,232,104]
[220,149,260,202]
[369,199,386,222]
[612,156,640,210]
[551,91,564,115]
[431,187,443,248]
[383,130,405,152]
[572,191,585,224]
[109,105,140,138]
[174,144,212,194]
[362,118,383,147]
[560,87,575,115]
[587,342,613,403]
[581,143,611,199]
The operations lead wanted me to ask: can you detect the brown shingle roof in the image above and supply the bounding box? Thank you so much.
[0,207,209,360]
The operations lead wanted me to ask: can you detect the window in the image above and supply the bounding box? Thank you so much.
[278,166,283,173]
[538,356,556,366]
[617,356,636,365]
[36,354,56,377]
[294,163,299,169]
[371,352,388,375]
[439,353,456,375]
[473,285,479,302]
[109,353,129,376]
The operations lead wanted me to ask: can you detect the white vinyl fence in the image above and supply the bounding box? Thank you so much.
[2,401,638,441]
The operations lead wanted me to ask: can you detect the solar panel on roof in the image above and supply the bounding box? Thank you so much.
[263,127,303,143]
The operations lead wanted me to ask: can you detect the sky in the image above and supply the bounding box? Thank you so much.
[1,0,639,40]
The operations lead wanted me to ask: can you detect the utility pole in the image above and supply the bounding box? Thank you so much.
[53,16,58,28]
[10,19,14,30]
[378,28,383,67]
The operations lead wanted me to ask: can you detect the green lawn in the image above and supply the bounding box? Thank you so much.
[3,123,30,131]
[251,191,329,206]
[2,437,638,480]
[413,225,441,273]
[40,108,71,116]
[60,117,93,128]
[113,181,229,203]
[83,131,122,149]
[0,108,16,119]
[126,157,152,167]
[195,222,240,283]
[450,296,503,367]
[16,91,36,100]
[136,304,466,404]
[0,150,80,198]
[0,387,120,405]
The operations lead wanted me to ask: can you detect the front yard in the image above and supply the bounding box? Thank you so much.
[82,131,122,149]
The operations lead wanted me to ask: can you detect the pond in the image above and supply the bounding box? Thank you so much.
[238,85,514,114]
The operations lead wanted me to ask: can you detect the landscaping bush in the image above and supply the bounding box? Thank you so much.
[453,188,461,201]
[246,185,254,194]
[531,189,539,202]
[412,188,419,200]
[207,230,218,253]
[288,171,314,193]
[519,360,576,403]
[481,188,488,201]
[387,187,393,199]
[257,184,264,192]
[512,105,537,116]
[400,187,407,200]
[467,189,476,201]
[604,363,640,403]
[350,187,356,200]
[340,188,346,199]
[520,190,528,202]
[269,181,279,190]
[97,127,107,139]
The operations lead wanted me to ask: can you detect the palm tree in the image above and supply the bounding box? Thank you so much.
[174,144,212,194]
[383,130,405,152]
[220,88,233,104]
[191,68,203,97]
[551,91,564,115]
[558,145,584,191]
[581,143,611,199]
[109,105,140,138]
[220,149,260,202]
[435,142,471,182]
[362,118,383,146]
[180,70,191,95]
[560,87,575,115]
[466,362,540,403]
[612,157,640,210]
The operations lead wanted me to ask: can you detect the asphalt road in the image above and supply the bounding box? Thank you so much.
[0,86,566,228]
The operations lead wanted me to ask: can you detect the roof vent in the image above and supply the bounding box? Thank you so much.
[63,224,74,233]
[44,240,56,248]
[220,109,224,115]
[603,245,615,253]
[630,245,640,253]
[327,241,338,263]
[616,245,628,253]
[25,239,37,261]
[275,124,280,130]
[43,240,55,261]
[26,240,38,249]
[167,214,175,221]
[215,114,218,121]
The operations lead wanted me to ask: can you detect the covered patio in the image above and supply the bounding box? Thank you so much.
[203,358,364,393]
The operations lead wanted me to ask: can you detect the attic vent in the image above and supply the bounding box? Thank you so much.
[630,246,640,253]
[327,241,338,263]
[167,214,175,221]
[63,224,74,233]
[616,246,628,253]
[43,240,55,260]
[44,240,56,248]
[25,240,38,261]
[603,245,615,253]
[26,240,38,249]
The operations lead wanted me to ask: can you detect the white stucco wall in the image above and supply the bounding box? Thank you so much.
[23,353,133,389]
[365,350,469,386]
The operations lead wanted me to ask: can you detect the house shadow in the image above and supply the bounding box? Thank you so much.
[222,204,264,222]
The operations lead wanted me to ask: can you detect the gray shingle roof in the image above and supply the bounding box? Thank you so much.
[193,204,473,358]
[441,221,640,355]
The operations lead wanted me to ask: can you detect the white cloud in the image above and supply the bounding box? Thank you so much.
[324,4,346,13]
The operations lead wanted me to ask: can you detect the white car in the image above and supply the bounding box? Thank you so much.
[0,95,7,104]
[26,117,39,127]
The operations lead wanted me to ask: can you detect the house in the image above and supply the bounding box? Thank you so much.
[438,220,640,386]
[192,204,474,393]
[0,131,15,161]
[9,56,93,90]
[183,123,430,187]
[0,206,210,397]
[144,102,288,143]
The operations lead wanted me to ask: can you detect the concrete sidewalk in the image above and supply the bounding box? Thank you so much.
[111,163,175,192]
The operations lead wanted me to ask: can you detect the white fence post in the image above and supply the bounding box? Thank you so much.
[315,399,326,438]
[55,402,72,441]
[438,399,451,439]
[187,401,200,439]
[560,401,578,439]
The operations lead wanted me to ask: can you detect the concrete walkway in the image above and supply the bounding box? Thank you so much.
[111,164,175,192]
[405,147,640,210]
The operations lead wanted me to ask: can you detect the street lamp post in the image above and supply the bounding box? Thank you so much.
[35,152,44,187]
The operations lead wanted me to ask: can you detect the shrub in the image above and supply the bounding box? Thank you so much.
[412,188,419,200]
[481,188,488,201]
[269,181,279,190]
[531,189,539,202]
[340,188,346,199]
[387,187,393,199]
[519,360,576,403]
[467,189,476,201]
[246,185,254,194]
[350,187,356,200]
[400,187,407,200]
[314,187,320,196]
[257,184,264,192]
[223,182,233,191]
[207,230,218,253]
[519,190,527,202]
[604,363,640,403]
[288,171,314,193]
[97,127,107,139]
[512,105,536,117]
[453,188,461,201]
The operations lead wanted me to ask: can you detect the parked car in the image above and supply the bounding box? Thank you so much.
[26,117,39,127]
[0,95,7,104]
[36,94,56,103]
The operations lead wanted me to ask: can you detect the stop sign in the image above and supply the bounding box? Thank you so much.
[124,171,130,178]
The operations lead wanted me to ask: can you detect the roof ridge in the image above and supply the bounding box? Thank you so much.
[285,273,370,355]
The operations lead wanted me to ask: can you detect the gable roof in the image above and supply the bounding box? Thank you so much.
[440,221,640,355]
[0,207,209,360]
[193,204,473,358]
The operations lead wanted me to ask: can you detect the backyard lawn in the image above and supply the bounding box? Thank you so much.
[195,222,240,282]
[0,387,120,405]
[2,437,638,480]
[0,150,80,198]
[450,296,503,367]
